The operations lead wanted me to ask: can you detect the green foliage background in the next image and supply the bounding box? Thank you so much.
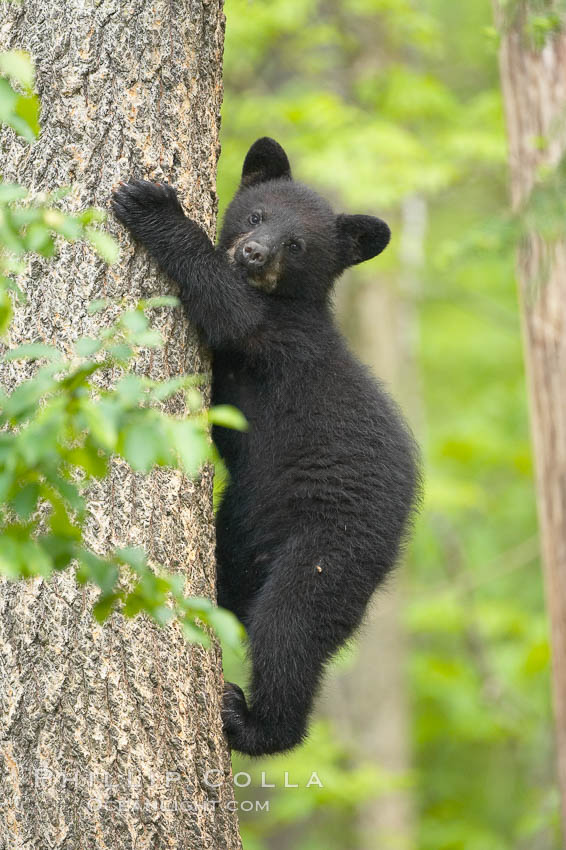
[217,0,560,847]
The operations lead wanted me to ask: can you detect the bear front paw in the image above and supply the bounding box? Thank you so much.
[111,179,185,236]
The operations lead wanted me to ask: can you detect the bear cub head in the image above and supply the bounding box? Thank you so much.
[218,137,391,302]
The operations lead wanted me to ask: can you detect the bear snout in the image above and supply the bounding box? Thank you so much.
[241,239,270,269]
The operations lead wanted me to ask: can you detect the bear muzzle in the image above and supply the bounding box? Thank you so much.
[239,239,270,270]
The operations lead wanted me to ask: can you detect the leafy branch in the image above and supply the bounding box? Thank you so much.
[0,49,245,650]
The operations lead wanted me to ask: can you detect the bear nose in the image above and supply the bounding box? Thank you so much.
[242,240,268,267]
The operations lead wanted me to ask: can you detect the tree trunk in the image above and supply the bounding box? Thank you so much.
[322,197,426,850]
[0,2,242,848]
[495,2,566,838]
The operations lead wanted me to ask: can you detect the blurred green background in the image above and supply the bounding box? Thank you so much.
[216,0,560,847]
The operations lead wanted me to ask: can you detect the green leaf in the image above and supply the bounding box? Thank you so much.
[207,606,246,649]
[43,209,82,240]
[10,206,43,227]
[177,595,214,614]
[74,337,102,357]
[25,222,54,254]
[43,472,85,514]
[1,272,26,297]
[0,51,35,90]
[115,546,147,571]
[93,592,122,622]
[170,419,210,476]
[0,289,13,337]
[0,182,27,202]
[78,549,118,594]
[79,208,106,225]
[181,619,211,647]
[122,421,162,472]
[14,92,40,140]
[17,407,65,468]
[0,206,25,253]
[186,388,203,412]
[60,361,100,393]
[11,482,40,519]
[52,212,82,241]
[0,77,18,125]
[0,468,15,501]
[132,329,163,348]
[3,342,63,362]
[106,343,133,362]
[208,404,248,431]
[37,238,56,258]
[166,573,185,598]
[151,605,174,626]
[81,399,119,451]
[0,536,52,579]
[19,540,53,578]
[48,496,82,541]
[115,374,146,405]
[122,587,145,618]
[150,376,189,402]
[86,227,120,263]
[66,439,109,479]
[121,310,149,333]
[141,295,181,309]
[0,536,23,578]
[87,298,111,314]
[3,363,61,421]
[37,533,76,571]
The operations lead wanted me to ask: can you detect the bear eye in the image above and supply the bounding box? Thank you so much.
[248,212,262,226]
[288,240,303,254]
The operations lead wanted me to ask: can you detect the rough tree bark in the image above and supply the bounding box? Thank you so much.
[0,2,242,848]
[494,0,566,838]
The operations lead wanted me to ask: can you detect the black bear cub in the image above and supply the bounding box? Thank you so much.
[112,138,419,757]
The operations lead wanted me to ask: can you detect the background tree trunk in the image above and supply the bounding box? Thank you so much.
[321,197,426,850]
[0,2,242,848]
[494,1,566,838]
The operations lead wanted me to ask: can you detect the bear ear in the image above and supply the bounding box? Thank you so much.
[241,137,292,188]
[336,214,391,269]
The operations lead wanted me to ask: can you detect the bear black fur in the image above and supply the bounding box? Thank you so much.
[112,137,420,757]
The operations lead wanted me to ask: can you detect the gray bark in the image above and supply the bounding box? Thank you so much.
[494,1,566,839]
[0,1,242,848]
